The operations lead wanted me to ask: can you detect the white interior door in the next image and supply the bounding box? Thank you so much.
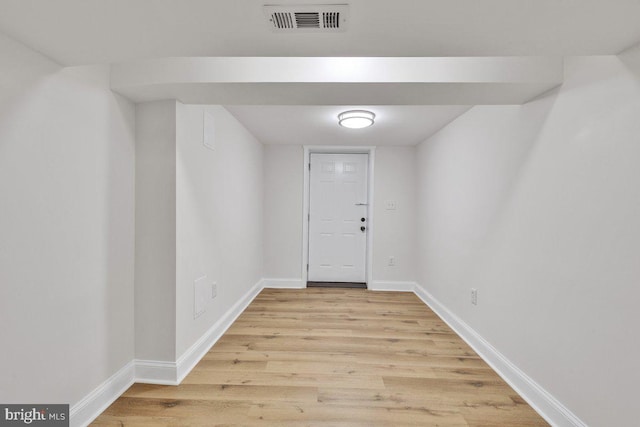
[308,153,368,282]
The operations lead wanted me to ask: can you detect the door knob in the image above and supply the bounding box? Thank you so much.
[360,226,366,232]
[361,217,366,222]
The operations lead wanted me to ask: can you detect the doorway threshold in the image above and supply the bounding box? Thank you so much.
[307,281,367,289]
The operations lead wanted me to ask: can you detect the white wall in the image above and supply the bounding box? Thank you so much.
[372,146,417,284]
[416,55,640,426]
[0,33,135,405]
[262,145,417,285]
[263,145,304,280]
[135,102,264,361]
[135,100,177,361]
[175,104,263,358]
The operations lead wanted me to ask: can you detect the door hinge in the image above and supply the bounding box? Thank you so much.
[307,263,309,271]
[308,213,310,221]
[308,163,311,170]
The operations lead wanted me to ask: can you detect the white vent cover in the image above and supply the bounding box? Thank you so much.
[264,4,349,32]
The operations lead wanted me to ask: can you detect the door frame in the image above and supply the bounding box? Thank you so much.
[302,146,376,286]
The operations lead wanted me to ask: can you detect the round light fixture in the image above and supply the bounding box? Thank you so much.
[338,110,375,129]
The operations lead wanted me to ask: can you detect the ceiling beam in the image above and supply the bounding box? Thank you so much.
[111,57,563,105]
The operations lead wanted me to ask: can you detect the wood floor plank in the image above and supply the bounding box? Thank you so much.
[226,325,461,341]
[265,360,455,379]
[246,402,469,426]
[181,370,387,390]
[91,288,548,426]
[96,397,252,425]
[122,383,318,403]
[214,334,475,356]
[202,350,487,370]
[316,387,519,410]
[201,350,361,363]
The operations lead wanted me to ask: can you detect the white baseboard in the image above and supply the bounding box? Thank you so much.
[413,283,586,427]
[368,280,417,292]
[263,278,305,289]
[70,360,135,427]
[175,279,263,383]
[135,359,178,385]
[134,279,264,386]
[70,279,264,425]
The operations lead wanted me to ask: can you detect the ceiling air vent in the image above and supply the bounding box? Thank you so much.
[264,4,349,32]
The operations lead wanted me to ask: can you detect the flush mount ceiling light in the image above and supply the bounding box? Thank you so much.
[338,110,375,129]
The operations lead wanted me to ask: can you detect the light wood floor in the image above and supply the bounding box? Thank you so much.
[93,288,548,426]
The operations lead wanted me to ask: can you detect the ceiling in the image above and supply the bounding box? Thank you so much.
[1,0,638,146]
[0,0,639,65]
[225,105,471,146]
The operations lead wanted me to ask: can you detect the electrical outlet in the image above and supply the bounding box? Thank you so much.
[388,256,395,266]
[471,288,478,305]
[211,282,217,299]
